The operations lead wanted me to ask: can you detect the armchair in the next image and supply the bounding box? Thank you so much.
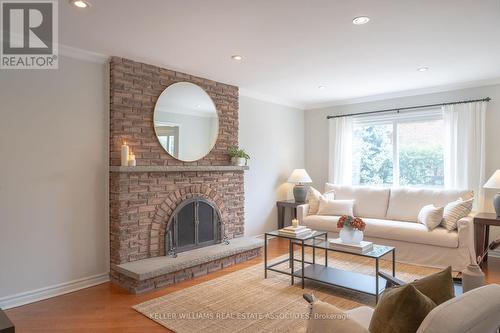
[303,274,500,333]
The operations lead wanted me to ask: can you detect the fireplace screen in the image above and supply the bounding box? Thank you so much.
[166,198,222,256]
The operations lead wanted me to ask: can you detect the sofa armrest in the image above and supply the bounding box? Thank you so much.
[297,204,310,223]
[457,215,476,264]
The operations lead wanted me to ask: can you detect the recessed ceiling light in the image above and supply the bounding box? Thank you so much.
[318,86,326,90]
[196,104,201,108]
[417,66,429,72]
[70,0,90,8]
[231,55,243,61]
[352,16,370,25]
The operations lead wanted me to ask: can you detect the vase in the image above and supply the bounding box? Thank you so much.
[462,264,485,292]
[231,157,246,166]
[339,227,363,244]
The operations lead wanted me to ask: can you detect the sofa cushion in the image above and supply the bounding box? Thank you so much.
[302,215,459,248]
[442,198,473,231]
[369,284,436,333]
[418,204,444,230]
[307,187,335,215]
[410,266,455,305]
[324,184,390,219]
[386,188,474,223]
[317,198,354,216]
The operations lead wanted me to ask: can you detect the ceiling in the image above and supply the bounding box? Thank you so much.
[59,0,500,109]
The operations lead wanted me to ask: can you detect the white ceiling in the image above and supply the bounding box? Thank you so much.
[59,0,500,109]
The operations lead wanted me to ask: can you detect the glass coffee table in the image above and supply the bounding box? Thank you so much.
[264,230,328,287]
[264,230,395,304]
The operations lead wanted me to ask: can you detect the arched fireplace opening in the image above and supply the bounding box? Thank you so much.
[165,197,225,257]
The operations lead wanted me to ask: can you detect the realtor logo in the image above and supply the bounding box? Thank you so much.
[1,0,58,69]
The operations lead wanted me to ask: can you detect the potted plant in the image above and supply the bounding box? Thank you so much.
[228,146,250,166]
[337,215,366,244]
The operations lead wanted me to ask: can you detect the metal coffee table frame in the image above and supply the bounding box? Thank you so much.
[264,230,396,303]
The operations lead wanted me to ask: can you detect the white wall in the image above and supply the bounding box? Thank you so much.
[0,56,109,307]
[305,84,500,246]
[240,96,305,236]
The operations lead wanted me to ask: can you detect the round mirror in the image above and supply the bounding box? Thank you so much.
[153,82,219,162]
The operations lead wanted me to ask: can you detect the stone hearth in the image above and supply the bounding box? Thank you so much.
[108,57,261,293]
[112,238,263,293]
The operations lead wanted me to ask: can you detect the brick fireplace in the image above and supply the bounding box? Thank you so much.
[108,57,262,293]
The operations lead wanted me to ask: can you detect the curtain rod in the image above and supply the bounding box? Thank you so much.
[326,97,491,120]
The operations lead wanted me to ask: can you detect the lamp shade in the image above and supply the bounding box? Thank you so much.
[484,170,500,189]
[287,169,312,184]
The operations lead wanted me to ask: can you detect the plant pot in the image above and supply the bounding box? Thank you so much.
[339,227,363,244]
[462,264,485,292]
[231,157,247,166]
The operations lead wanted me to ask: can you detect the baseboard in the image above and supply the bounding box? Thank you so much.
[489,250,500,258]
[0,272,109,310]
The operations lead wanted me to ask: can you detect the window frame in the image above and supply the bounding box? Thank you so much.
[352,108,444,187]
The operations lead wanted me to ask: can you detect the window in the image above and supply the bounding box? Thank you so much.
[351,110,444,187]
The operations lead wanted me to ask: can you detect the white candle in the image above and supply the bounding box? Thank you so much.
[292,219,299,228]
[121,142,129,166]
[128,153,136,167]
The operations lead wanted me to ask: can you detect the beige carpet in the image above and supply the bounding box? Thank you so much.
[133,249,442,333]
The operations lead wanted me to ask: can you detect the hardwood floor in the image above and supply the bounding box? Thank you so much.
[5,238,500,333]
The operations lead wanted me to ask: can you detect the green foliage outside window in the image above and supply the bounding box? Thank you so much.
[355,125,444,186]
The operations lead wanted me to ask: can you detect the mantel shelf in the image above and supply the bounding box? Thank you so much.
[109,165,249,173]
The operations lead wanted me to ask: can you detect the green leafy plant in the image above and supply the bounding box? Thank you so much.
[228,146,250,160]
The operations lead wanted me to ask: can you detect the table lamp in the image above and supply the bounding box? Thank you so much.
[484,169,500,217]
[287,169,312,203]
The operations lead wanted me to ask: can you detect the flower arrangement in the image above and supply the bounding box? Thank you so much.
[337,215,366,231]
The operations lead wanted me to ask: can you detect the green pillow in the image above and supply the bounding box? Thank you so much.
[369,284,436,333]
[410,266,455,305]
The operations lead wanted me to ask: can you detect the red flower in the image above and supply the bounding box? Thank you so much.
[337,215,365,231]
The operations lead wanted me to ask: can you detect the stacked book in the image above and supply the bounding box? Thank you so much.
[328,238,374,254]
[278,225,312,237]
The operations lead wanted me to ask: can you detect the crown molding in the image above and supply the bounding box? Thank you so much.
[305,77,500,110]
[59,44,109,64]
[239,88,304,110]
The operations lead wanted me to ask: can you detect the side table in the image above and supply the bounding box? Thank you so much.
[474,213,500,265]
[276,200,303,229]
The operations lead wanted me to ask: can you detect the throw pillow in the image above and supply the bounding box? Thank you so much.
[442,198,473,231]
[307,187,335,215]
[369,284,436,333]
[417,204,444,230]
[317,198,354,216]
[306,300,369,333]
[410,266,455,305]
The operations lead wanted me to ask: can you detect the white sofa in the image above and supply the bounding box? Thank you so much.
[307,284,500,333]
[297,184,476,271]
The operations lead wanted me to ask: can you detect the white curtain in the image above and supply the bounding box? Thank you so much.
[443,101,487,211]
[328,116,353,185]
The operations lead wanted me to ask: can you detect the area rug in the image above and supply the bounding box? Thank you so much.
[133,249,442,333]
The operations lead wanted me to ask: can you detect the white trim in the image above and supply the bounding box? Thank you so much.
[239,88,305,109]
[58,44,109,64]
[306,77,500,110]
[0,273,109,310]
[490,249,500,258]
